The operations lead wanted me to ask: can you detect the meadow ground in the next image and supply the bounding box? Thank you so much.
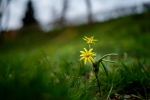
[0,11,150,100]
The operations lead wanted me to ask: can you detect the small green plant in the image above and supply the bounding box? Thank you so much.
[80,36,118,94]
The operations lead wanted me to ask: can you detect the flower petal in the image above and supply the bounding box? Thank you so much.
[89,48,93,52]
[87,58,92,63]
[80,54,85,56]
[89,56,94,62]
[80,57,85,60]
[80,51,85,53]
[84,48,87,52]
[84,58,87,64]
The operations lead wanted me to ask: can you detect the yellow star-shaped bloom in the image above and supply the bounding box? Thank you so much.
[80,48,96,64]
[83,36,98,44]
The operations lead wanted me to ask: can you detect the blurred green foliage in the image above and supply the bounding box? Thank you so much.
[0,11,150,99]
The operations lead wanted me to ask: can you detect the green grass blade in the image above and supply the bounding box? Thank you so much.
[101,62,108,77]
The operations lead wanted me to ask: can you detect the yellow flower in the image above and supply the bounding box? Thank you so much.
[83,36,98,44]
[80,48,96,64]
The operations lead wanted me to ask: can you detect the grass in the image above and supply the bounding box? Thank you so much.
[0,55,150,100]
[0,11,150,99]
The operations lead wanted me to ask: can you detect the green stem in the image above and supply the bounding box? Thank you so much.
[98,53,118,63]
[94,72,100,94]
[102,59,115,63]
[88,43,91,49]
[92,61,100,94]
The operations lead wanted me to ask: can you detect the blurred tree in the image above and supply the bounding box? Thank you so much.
[52,0,69,28]
[143,2,150,12]
[22,0,36,26]
[131,6,137,13]
[0,0,10,33]
[0,0,11,43]
[0,0,3,34]
[85,0,93,24]
[59,0,69,26]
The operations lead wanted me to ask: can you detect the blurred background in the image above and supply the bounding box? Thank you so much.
[0,0,150,31]
[0,0,150,57]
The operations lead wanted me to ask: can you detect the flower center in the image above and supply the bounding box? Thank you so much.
[85,53,91,58]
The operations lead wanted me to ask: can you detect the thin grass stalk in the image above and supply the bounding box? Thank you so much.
[42,50,51,66]
[138,61,149,77]
[141,79,148,100]
[106,67,125,99]
[101,62,108,77]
